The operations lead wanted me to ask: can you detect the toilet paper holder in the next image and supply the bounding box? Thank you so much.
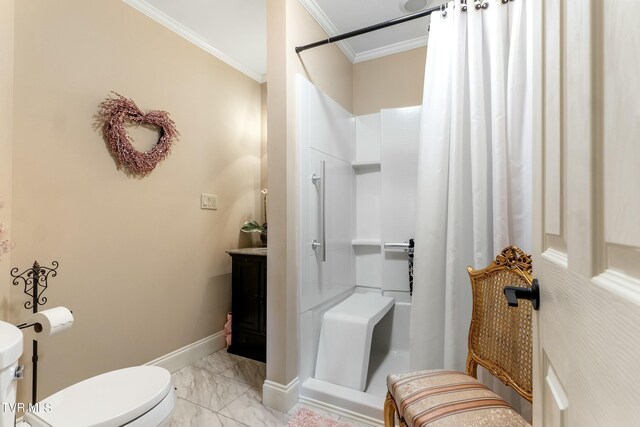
[10,260,62,405]
[11,260,59,312]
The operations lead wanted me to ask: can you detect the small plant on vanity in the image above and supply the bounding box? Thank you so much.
[241,189,268,247]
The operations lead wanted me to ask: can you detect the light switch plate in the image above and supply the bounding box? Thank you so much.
[201,193,217,210]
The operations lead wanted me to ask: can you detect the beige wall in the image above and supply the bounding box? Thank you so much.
[0,0,15,322]
[266,0,353,396]
[261,82,268,191]
[353,47,427,115]
[287,1,354,113]
[11,0,262,403]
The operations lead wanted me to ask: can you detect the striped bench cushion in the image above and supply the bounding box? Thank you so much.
[387,370,530,427]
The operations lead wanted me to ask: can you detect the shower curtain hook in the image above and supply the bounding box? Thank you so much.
[461,0,468,13]
[441,3,447,18]
[475,0,488,10]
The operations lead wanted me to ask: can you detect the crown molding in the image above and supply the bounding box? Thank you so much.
[353,35,428,63]
[297,0,357,62]
[122,0,265,83]
[298,0,429,64]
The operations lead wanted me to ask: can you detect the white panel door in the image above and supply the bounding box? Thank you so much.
[533,1,640,425]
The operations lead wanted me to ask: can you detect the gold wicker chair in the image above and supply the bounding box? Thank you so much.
[384,246,533,427]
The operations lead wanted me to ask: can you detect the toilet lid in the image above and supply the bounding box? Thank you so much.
[24,366,172,427]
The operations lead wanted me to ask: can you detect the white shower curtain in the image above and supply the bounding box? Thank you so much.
[410,0,532,414]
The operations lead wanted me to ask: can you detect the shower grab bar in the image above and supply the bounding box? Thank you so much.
[384,242,410,250]
[311,160,326,262]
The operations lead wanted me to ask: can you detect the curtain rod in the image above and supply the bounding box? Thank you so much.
[295,4,443,54]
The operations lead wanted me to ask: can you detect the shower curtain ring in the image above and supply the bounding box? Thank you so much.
[461,0,468,12]
[441,3,447,17]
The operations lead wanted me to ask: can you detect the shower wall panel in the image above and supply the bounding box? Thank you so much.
[354,113,382,289]
[298,76,355,314]
[380,106,421,294]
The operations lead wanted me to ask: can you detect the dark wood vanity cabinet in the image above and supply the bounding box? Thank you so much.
[227,251,267,362]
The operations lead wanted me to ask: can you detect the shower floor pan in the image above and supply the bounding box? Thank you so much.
[300,349,409,424]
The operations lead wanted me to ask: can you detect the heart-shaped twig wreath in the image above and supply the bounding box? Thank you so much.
[98,92,179,176]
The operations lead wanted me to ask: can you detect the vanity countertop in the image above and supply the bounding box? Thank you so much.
[226,247,267,256]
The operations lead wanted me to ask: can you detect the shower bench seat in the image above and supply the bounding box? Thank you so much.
[315,292,395,392]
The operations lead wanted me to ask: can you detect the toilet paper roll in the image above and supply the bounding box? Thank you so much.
[25,306,74,340]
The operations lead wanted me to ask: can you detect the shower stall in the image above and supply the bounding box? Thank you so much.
[296,75,421,422]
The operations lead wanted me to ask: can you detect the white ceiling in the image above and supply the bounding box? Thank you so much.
[123,0,444,83]
[299,0,442,63]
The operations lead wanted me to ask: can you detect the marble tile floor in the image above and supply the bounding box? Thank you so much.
[168,349,378,427]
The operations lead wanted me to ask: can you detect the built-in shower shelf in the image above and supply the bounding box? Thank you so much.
[351,239,382,246]
[351,161,381,170]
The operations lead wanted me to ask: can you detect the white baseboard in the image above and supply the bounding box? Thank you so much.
[146,330,226,373]
[298,395,384,426]
[262,377,300,413]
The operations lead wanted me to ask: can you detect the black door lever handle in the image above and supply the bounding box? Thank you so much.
[503,278,540,311]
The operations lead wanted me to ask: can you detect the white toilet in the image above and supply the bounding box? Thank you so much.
[0,320,176,427]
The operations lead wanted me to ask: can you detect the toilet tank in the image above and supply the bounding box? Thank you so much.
[0,321,23,427]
